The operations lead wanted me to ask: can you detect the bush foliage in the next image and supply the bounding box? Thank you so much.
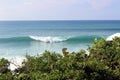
[1,37,120,80]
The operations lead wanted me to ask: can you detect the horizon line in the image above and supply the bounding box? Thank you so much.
[0,20,120,21]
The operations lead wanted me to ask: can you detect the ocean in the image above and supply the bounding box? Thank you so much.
[0,20,120,58]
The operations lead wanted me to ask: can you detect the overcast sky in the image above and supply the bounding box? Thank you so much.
[0,0,120,20]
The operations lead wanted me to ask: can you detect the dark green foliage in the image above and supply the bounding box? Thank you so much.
[1,37,120,80]
[87,37,120,80]
[0,72,13,80]
[18,73,31,80]
[0,58,10,73]
[0,58,13,80]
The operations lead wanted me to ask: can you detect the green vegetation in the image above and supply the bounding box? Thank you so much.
[1,37,120,80]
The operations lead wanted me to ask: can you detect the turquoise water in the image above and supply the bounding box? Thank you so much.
[0,20,120,57]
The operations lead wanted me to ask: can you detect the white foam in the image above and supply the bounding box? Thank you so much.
[29,36,67,43]
[6,56,25,71]
[106,33,120,41]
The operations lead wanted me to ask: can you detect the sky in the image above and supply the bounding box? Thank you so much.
[0,0,120,20]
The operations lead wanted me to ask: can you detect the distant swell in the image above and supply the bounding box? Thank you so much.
[0,37,32,43]
[0,35,103,43]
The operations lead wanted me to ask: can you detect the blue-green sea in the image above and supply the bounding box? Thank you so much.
[0,20,120,57]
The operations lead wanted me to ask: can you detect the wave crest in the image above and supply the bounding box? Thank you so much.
[106,33,120,41]
[29,36,67,43]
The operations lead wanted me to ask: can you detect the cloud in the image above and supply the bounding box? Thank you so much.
[0,0,112,12]
[0,0,115,20]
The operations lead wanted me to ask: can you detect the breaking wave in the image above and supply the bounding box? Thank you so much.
[29,36,67,43]
[106,33,120,41]
[0,35,103,43]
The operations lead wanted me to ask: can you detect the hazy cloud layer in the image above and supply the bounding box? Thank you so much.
[0,0,119,20]
[89,0,112,9]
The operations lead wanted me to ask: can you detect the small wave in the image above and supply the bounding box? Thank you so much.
[29,36,67,43]
[106,33,120,41]
[66,35,102,43]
